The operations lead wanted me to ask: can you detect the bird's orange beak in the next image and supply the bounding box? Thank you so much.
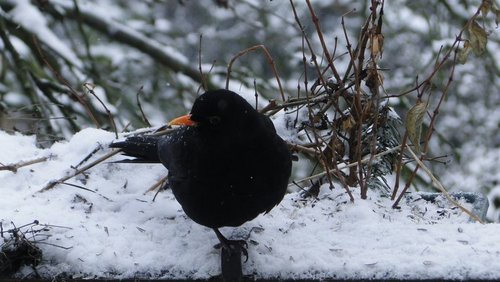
[168,114,197,126]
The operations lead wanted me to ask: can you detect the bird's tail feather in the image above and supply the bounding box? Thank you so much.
[109,135,161,163]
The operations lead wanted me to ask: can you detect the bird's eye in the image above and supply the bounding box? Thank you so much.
[208,116,221,125]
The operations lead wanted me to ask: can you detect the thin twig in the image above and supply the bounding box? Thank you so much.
[32,37,100,127]
[393,10,470,206]
[305,0,343,88]
[405,147,483,223]
[290,0,328,92]
[290,145,402,187]
[74,145,103,169]
[38,149,122,193]
[83,83,118,138]
[391,133,408,200]
[145,175,169,195]
[0,157,49,173]
[392,6,482,98]
[198,34,208,91]
[225,44,285,102]
[60,182,113,202]
[136,86,152,127]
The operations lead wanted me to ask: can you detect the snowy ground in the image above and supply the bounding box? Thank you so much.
[1,128,500,280]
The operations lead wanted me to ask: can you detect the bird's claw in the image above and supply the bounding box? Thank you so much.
[214,239,249,262]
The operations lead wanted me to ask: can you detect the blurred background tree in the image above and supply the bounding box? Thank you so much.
[0,0,498,220]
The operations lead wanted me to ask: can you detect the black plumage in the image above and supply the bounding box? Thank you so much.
[110,89,292,259]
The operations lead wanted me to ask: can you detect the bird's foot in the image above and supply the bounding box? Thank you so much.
[213,228,249,262]
[214,239,248,262]
[218,240,246,282]
[213,229,247,281]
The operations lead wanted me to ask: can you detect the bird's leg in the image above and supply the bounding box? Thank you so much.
[213,228,248,260]
[213,228,248,281]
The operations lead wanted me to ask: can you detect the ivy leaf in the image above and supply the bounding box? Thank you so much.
[406,102,427,154]
[468,20,488,55]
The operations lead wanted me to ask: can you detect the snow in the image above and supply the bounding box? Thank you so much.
[48,0,190,67]
[1,128,500,280]
[1,0,499,279]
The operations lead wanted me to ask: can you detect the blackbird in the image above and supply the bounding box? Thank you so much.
[110,89,292,256]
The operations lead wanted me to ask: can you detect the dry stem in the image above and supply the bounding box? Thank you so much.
[0,157,49,173]
[225,44,285,102]
[405,147,484,223]
[38,149,122,193]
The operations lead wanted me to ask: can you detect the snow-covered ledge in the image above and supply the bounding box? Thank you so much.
[1,129,498,280]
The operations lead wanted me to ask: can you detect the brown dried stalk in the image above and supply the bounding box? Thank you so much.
[392,3,484,207]
[83,83,118,139]
[225,44,285,102]
[0,157,49,173]
[38,149,121,193]
[291,145,402,188]
[136,86,152,127]
[405,147,484,223]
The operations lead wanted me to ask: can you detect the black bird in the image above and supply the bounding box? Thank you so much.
[110,89,292,258]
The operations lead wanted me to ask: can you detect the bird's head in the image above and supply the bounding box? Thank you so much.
[169,89,256,130]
